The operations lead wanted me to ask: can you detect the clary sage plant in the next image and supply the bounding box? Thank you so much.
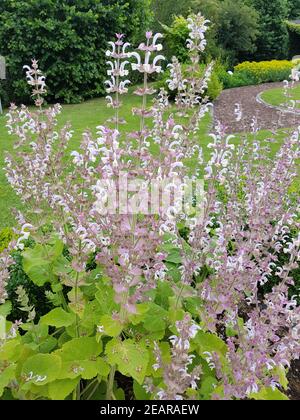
[0,14,299,400]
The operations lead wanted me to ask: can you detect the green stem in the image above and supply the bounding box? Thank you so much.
[80,378,98,397]
[106,364,116,400]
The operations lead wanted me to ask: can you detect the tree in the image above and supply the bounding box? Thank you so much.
[247,0,289,60]
[151,0,193,31]
[216,0,259,62]
[287,0,300,18]
[189,0,259,63]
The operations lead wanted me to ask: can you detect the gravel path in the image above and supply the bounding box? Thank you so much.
[213,82,300,133]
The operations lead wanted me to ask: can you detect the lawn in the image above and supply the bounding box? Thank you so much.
[260,83,300,109]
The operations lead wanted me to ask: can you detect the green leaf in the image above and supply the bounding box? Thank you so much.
[58,336,102,361]
[194,331,227,357]
[250,387,289,401]
[58,357,109,381]
[199,376,218,400]
[165,248,182,264]
[38,336,58,353]
[95,281,119,315]
[0,301,12,317]
[48,378,79,400]
[155,281,174,309]
[0,364,16,397]
[0,339,22,362]
[106,339,149,384]
[114,387,125,400]
[22,244,56,286]
[99,314,123,337]
[128,303,150,325]
[143,303,168,332]
[22,354,62,386]
[275,365,288,391]
[133,380,149,400]
[41,308,76,328]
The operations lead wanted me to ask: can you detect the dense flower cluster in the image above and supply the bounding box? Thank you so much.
[147,314,202,400]
[167,16,212,113]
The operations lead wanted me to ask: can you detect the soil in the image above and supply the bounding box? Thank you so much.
[288,360,300,400]
[213,82,300,133]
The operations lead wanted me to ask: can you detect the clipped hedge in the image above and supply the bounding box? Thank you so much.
[218,60,294,89]
[235,60,294,83]
[0,0,152,105]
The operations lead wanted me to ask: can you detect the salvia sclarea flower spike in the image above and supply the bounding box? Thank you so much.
[0,237,17,304]
[105,33,131,127]
[131,32,165,128]
[23,59,47,107]
[186,14,210,56]
[146,314,202,400]
[167,14,213,114]
[131,32,164,74]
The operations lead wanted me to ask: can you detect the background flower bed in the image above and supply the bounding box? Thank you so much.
[218,60,295,89]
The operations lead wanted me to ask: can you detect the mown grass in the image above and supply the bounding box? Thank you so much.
[260,84,300,109]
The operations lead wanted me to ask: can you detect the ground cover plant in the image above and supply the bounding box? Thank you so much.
[0,14,299,401]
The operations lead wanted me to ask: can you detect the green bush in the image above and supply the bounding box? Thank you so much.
[0,0,152,105]
[191,0,259,64]
[0,228,53,321]
[0,228,13,253]
[6,250,53,322]
[162,16,190,63]
[218,60,294,89]
[206,71,223,100]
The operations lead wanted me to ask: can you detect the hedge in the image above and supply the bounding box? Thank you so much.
[0,0,152,105]
[218,59,295,89]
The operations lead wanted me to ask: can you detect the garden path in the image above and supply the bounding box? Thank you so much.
[214,82,300,133]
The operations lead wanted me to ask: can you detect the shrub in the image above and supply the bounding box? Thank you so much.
[162,16,191,63]
[163,1,259,65]
[191,0,259,64]
[6,250,53,322]
[0,228,13,253]
[218,60,295,89]
[0,0,152,105]
[235,60,294,84]
[288,0,300,18]
[217,66,256,89]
